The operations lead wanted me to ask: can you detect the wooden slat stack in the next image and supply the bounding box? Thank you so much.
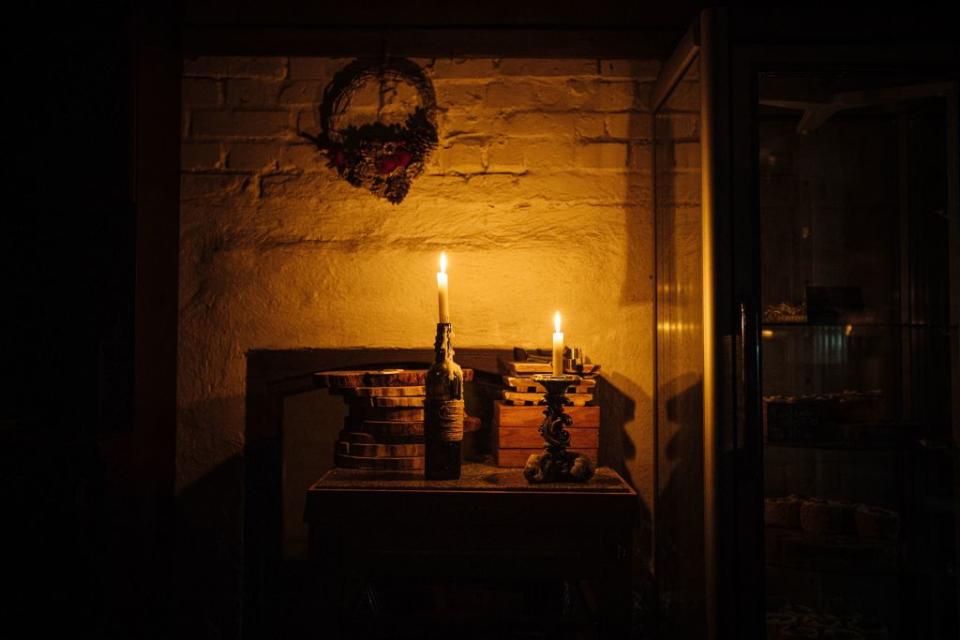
[314,368,477,471]
[492,356,601,468]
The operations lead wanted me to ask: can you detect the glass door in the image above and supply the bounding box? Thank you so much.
[756,72,959,639]
[655,10,960,639]
[653,27,706,639]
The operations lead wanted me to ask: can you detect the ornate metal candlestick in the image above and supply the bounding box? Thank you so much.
[424,323,464,479]
[523,374,595,483]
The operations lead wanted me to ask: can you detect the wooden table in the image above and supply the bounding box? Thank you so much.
[305,462,637,638]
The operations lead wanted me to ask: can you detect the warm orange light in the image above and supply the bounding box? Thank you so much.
[552,311,564,375]
[761,329,774,339]
[844,324,853,337]
[437,252,450,323]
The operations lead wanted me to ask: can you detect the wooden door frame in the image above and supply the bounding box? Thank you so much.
[130,6,181,632]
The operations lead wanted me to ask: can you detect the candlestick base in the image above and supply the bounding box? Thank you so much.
[522,374,595,483]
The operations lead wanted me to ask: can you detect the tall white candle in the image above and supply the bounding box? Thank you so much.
[437,252,450,323]
[552,310,564,375]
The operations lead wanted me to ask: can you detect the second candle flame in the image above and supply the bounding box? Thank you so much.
[552,311,564,376]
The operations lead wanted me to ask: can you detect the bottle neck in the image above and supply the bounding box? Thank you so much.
[434,322,454,364]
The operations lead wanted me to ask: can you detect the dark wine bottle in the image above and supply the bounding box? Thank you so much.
[424,323,464,480]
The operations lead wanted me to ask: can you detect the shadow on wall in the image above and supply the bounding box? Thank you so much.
[175,391,250,637]
[611,61,657,603]
[596,372,654,584]
[657,373,705,638]
[175,434,244,639]
[652,56,706,637]
[620,63,656,307]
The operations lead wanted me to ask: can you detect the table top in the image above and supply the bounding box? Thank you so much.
[309,462,634,495]
[305,462,636,526]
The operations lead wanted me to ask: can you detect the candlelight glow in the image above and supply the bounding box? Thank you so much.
[552,311,564,375]
[437,252,450,323]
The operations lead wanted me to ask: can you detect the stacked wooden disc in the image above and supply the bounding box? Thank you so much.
[499,360,600,407]
[314,368,477,471]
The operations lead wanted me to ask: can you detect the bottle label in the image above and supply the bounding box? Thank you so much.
[425,399,464,442]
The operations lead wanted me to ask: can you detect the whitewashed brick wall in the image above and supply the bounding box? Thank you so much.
[178,56,660,565]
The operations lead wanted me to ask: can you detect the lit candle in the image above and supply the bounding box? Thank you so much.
[437,252,450,323]
[552,310,564,375]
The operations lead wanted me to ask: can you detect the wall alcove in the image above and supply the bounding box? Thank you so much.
[176,28,665,635]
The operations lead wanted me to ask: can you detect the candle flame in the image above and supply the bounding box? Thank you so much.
[554,310,561,332]
[439,251,447,274]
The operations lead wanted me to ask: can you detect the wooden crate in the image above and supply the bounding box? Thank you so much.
[496,426,599,449]
[493,401,600,428]
[493,401,600,468]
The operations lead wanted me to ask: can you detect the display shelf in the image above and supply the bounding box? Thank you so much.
[762,322,951,329]
[765,437,917,453]
[765,527,899,576]
[765,435,954,453]
[764,420,915,449]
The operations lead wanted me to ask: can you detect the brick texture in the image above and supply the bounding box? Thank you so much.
[182,78,222,106]
[191,110,291,138]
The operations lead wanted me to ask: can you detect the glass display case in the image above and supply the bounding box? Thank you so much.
[758,70,956,640]
[653,9,959,640]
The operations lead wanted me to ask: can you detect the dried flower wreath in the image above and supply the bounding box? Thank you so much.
[301,57,439,204]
